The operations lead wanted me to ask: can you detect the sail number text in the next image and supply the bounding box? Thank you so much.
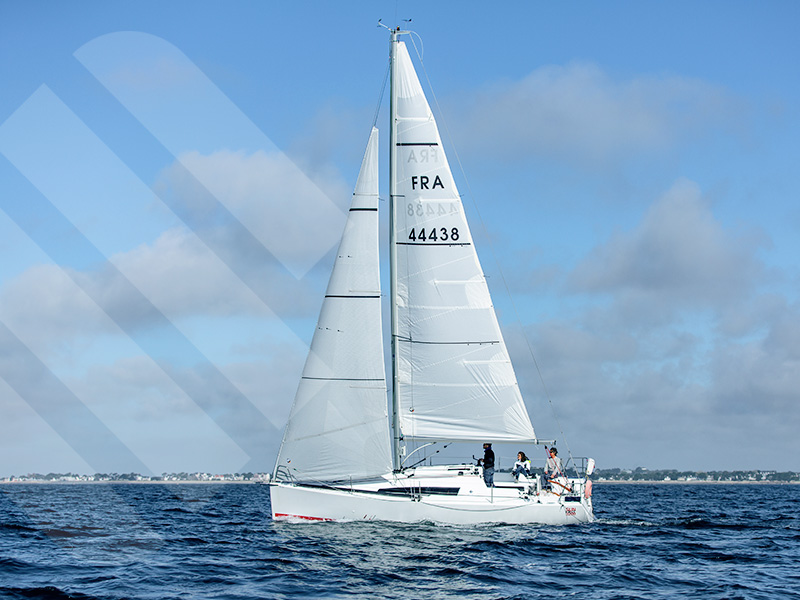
[407,202,459,217]
[407,148,438,163]
[411,175,444,190]
[408,227,460,242]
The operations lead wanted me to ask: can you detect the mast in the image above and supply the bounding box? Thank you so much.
[388,27,404,471]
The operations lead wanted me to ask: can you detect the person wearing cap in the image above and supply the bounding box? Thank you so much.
[477,443,495,487]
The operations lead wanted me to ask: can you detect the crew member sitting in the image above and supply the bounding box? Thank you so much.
[543,446,564,490]
[511,451,531,481]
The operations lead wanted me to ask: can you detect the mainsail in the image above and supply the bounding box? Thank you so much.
[390,41,536,443]
[275,128,392,482]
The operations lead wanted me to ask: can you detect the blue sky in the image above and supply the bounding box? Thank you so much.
[1,1,798,476]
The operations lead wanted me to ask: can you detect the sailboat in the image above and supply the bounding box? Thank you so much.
[269,27,595,524]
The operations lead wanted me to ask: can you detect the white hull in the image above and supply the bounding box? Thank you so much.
[270,465,593,525]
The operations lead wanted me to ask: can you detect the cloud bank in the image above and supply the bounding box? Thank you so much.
[460,62,742,166]
[516,179,797,470]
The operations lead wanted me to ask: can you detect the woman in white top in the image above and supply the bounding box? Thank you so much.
[511,451,531,480]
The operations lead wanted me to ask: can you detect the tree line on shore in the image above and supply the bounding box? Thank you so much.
[594,467,799,482]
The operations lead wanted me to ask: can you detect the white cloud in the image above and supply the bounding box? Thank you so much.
[460,62,742,166]
[108,227,269,319]
[568,179,767,318]
[0,227,283,351]
[156,149,348,279]
[711,299,800,414]
[0,264,113,353]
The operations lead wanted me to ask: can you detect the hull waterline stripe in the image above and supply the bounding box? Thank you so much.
[274,513,331,521]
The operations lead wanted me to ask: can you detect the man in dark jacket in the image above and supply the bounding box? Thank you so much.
[479,443,495,487]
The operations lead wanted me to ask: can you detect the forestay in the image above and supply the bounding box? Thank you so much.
[275,128,393,482]
[391,41,536,443]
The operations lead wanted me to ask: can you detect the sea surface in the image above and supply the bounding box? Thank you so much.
[0,482,798,599]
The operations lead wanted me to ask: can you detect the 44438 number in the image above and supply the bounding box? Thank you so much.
[408,227,459,242]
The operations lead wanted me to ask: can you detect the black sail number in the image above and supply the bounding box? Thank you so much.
[408,227,460,243]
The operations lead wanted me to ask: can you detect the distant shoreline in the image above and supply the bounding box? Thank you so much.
[594,479,800,485]
[1,479,797,485]
[0,480,264,485]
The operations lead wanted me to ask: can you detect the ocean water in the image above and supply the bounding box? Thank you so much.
[0,483,798,599]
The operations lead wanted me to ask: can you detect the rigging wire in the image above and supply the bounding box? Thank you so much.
[372,52,391,130]
[406,35,578,471]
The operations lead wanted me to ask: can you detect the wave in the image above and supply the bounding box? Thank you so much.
[0,586,100,600]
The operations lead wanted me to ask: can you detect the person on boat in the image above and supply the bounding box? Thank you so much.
[544,447,563,477]
[477,443,495,487]
[543,447,563,488]
[511,451,531,481]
